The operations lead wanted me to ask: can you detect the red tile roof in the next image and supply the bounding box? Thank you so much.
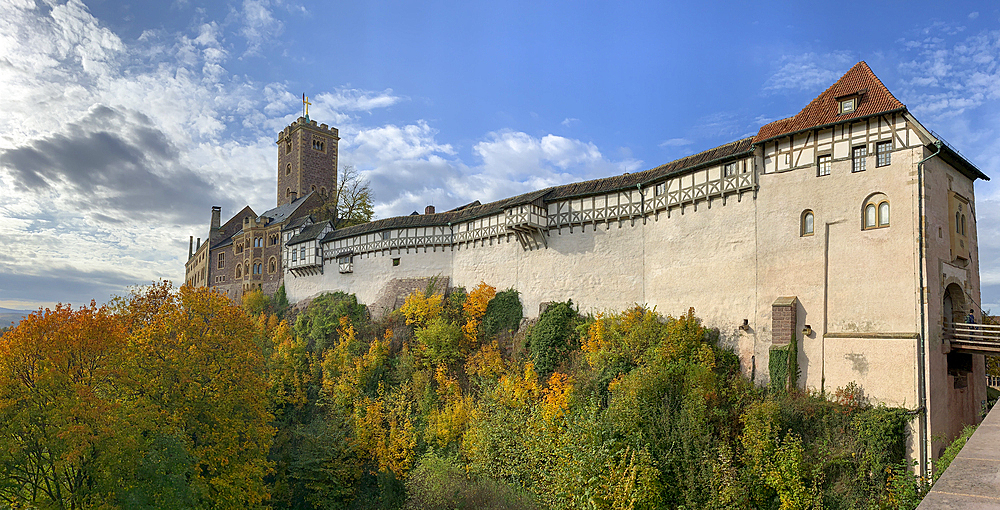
[756,61,906,142]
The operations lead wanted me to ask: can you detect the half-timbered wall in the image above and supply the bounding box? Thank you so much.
[281,115,984,436]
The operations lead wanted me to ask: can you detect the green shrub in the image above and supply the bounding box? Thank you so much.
[934,424,977,482]
[293,292,368,352]
[415,316,463,367]
[405,451,535,510]
[769,347,788,394]
[527,300,577,377]
[480,289,523,340]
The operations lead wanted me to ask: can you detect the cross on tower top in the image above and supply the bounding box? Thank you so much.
[302,93,311,119]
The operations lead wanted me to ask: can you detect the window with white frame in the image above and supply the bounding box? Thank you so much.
[876,140,891,167]
[817,154,831,177]
[852,146,867,173]
[839,97,856,114]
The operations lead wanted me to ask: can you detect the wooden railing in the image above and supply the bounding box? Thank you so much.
[944,323,1000,354]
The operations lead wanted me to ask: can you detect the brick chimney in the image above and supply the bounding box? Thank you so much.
[210,206,221,242]
[425,205,435,215]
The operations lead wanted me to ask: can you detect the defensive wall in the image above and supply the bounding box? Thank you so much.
[280,63,988,475]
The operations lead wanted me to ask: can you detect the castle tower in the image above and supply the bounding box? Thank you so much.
[276,117,339,207]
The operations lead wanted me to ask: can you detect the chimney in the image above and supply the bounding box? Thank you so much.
[189,236,194,258]
[425,205,435,215]
[210,206,221,242]
[196,237,201,250]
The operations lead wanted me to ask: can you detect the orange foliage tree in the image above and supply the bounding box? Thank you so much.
[0,302,126,508]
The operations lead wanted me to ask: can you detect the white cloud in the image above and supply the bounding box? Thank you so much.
[317,88,403,112]
[763,52,855,92]
[561,117,579,127]
[659,137,692,148]
[236,0,283,55]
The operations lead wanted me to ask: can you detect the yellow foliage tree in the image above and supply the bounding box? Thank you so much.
[465,340,506,382]
[353,383,418,478]
[322,318,389,411]
[399,289,443,328]
[124,283,276,509]
[461,281,496,349]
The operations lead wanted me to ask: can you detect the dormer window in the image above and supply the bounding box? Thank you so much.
[839,97,856,114]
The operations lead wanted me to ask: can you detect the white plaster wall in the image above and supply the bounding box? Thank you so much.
[284,246,454,306]
[281,116,985,455]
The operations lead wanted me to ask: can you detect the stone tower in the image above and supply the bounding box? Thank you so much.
[276,117,339,207]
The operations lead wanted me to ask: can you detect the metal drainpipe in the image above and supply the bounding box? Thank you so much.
[917,140,943,481]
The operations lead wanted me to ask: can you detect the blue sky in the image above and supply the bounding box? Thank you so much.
[1,0,999,313]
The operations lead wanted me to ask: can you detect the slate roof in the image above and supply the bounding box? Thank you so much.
[260,191,315,225]
[323,137,754,241]
[756,61,905,142]
[287,222,330,246]
[283,215,313,232]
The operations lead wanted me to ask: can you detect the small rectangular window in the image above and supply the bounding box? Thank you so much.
[817,155,831,177]
[840,97,856,114]
[392,258,400,267]
[852,146,867,173]
[218,253,225,268]
[654,182,665,196]
[724,162,738,177]
[876,141,891,167]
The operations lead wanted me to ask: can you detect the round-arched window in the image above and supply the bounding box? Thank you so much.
[801,210,814,236]
[863,193,889,230]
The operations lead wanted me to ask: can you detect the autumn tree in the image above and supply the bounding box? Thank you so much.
[311,165,374,228]
[0,303,127,509]
[120,283,276,509]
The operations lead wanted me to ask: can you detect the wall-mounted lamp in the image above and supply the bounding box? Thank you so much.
[802,325,813,337]
[739,319,750,332]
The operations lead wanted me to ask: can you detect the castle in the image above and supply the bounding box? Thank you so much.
[185,62,989,476]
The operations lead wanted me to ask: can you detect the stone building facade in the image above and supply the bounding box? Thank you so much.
[276,63,990,476]
[184,116,333,301]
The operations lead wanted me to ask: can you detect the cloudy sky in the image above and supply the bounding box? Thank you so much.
[1,0,999,312]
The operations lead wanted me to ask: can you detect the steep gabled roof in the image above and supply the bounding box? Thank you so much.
[756,61,905,142]
[288,222,331,246]
[259,191,315,225]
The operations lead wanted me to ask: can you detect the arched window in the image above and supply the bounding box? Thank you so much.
[956,211,961,234]
[311,185,316,192]
[961,214,966,235]
[286,188,291,197]
[235,265,242,278]
[865,204,877,228]
[801,210,814,236]
[286,163,292,176]
[862,193,889,230]
[268,257,277,273]
[320,186,327,196]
